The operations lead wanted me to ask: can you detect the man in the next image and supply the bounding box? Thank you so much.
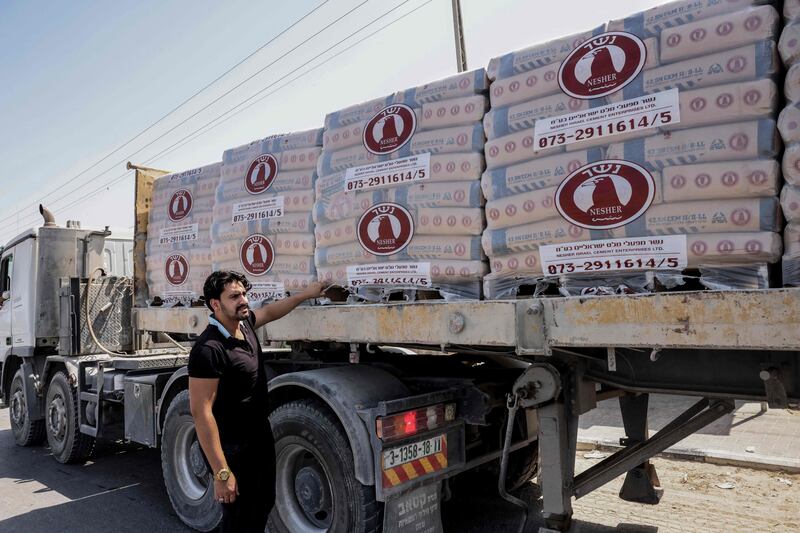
[188,270,325,532]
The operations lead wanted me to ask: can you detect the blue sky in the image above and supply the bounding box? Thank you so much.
[0,0,663,243]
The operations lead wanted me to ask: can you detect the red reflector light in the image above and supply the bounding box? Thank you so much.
[376,403,455,442]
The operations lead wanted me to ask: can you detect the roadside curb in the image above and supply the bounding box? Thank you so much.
[577,438,800,474]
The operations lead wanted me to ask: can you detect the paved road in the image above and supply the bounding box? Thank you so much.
[1,406,798,532]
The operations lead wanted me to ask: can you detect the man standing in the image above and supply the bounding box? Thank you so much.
[188,270,324,532]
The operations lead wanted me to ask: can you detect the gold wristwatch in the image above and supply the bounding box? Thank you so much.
[214,467,231,481]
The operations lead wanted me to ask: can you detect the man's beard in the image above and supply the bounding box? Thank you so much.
[235,304,249,319]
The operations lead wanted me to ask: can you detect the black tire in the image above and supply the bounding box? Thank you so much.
[9,369,45,447]
[268,399,382,533]
[45,371,94,463]
[506,440,539,491]
[160,390,221,532]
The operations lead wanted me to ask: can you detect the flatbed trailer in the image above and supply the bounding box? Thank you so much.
[137,288,800,531]
[2,163,797,533]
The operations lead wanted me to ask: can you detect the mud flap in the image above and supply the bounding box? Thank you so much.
[383,482,443,533]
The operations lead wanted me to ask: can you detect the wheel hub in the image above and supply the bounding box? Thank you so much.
[10,390,25,426]
[294,465,328,516]
[47,395,67,441]
[189,440,208,478]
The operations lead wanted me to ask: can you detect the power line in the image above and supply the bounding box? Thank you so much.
[5,0,431,239]
[0,1,330,228]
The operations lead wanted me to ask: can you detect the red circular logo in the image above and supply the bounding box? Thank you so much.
[671,175,686,189]
[690,97,706,112]
[525,255,537,267]
[666,34,681,47]
[716,22,733,36]
[695,173,711,188]
[721,172,739,187]
[727,56,746,73]
[744,16,761,32]
[743,90,761,105]
[691,241,707,256]
[558,32,646,99]
[716,93,733,108]
[748,171,767,185]
[731,208,751,226]
[493,86,503,97]
[527,75,537,87]
[545,71,556,82]
[508,258,519,269]
[168,189,193,222]
[555,160,655,229]
[717,240,735,254]
[363,104,416,155]
[690,28,706,42]
[523,200,536,212]
[165,254,189,286]
[240,234,275,276]
[745,240,763,253]
[730,133,749,151]
[245,154,279,195]
[357,203,414,256]
[510,81,520,92]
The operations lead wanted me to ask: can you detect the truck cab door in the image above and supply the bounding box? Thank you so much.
[0,252,13,363]
[9,239,35,352]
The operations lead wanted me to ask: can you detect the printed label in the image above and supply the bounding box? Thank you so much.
[539,235,687,276]
[364,104,417,155]
[159,223,199,245]
[383,483,443,533]
[357,203,415,256]
[535,88,680,149]
[345,153,430,192]
[249,281,286,301]
[168,189,193,221]
[240,234,275,276]
[346,262,431,288]
[558,31,647,99]
[232,196,285,224]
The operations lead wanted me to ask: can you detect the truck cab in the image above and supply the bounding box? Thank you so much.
[0,212,133,447]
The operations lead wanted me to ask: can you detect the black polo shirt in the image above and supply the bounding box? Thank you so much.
[188,311,270,448]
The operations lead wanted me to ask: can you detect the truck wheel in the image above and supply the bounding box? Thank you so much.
[45,371,94,463]
[161,390,221,532]
[506,440,539,490]
[9,369,45,446]
[268,399,382,533]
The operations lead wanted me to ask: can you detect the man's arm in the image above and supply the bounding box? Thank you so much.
[252,281,325,329]
[189,377,238,502]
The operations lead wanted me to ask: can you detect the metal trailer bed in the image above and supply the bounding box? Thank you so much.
[135,288,800,531]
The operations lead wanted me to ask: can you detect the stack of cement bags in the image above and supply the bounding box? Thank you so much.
[212,129,322,304]
[780,0,800,285]
[314,70,488,300]
[146,163,220,305]
[482,0,783,297]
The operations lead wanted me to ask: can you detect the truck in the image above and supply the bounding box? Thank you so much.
[0,163,798,533]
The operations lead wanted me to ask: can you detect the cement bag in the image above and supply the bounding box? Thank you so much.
[314,70,488,300]
[781,185,800,223]
[780,22,800,65]
[778,102,800,144]
[784,223,800,286]
[786,64,800,102]
[481,2,783,298]
[787,0,800,22]
[212,130,322,304]
[784,144,800,184]
[146,163,220,306]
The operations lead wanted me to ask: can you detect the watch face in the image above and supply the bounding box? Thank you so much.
[217,469,230,481]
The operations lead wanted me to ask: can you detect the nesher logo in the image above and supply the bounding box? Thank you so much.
[558,32,646,99]
[363,104,416,155]
[168,189,193,221]
[240,234,275,276]
[555,160,655,230]
[357,203,414,256]
[245,154,279,195]
[165,254,189,286]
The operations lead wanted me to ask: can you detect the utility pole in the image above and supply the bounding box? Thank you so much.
[451,0,468,72]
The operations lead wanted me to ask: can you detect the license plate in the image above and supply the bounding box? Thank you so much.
[383,434,445,470]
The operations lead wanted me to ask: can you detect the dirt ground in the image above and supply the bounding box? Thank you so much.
[443,454,800,532]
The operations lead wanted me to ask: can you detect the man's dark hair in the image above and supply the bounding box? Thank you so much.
[203,270,251,311]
